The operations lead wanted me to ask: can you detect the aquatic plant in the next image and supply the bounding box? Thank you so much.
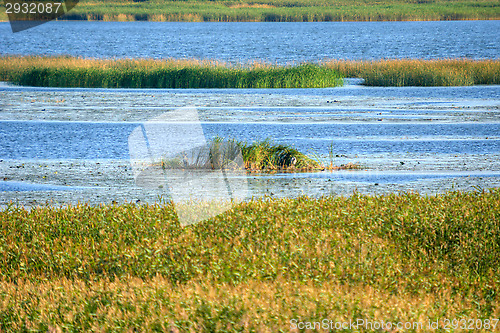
[160,137,325,171]
[1,56,498,88]
[0,189,499,330]
[325,58,500,86]
[160,137,244,170]
[241,139,324,171]
[0,56,342,89]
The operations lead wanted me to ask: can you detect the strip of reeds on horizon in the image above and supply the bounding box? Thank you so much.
[1,0,497,22]
[0,56,342,88]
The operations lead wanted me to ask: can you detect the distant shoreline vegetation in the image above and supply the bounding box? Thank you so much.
[1,56,499,88]
[1,0,498,22]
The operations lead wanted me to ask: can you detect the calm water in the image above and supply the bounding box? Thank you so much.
[1,121,500,160]
[1,82,499,203]
[1,21,499,63]
[1,21,499,204]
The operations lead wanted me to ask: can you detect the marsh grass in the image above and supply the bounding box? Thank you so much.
[160,138,359,174]
[0,56,342,89]
[0,190,499,331]
[1,0,497,22]
[239,139,323,171]
[159,138,325,171]
[1,56,498,88]
[160,137,244,171]
[326,58,500,86]
[164,137,361,172]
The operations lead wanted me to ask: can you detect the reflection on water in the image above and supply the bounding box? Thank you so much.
[127,108,248,226]
[0,181,89,192]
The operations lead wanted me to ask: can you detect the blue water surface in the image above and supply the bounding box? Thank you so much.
[1,21,498,63]
[1,121,499,160]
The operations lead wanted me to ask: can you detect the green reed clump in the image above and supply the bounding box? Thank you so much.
[0,56,342,88]
[2,56,498,88]
[161,137,244,170]
[326,58,500,86]
[160,137,323,171]
[0,189,499,330]
[239,139,322,171]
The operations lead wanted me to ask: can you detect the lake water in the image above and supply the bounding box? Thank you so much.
[1,21,499,63]
[0,21,499,206]
[1,81,499,205]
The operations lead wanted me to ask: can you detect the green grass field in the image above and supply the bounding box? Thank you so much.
[1,0,498,22]
[0,190,499,331]
[1,56,499,88]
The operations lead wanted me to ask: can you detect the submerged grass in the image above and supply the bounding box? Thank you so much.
[0,190,499,331]
[326,58,500,86]
[0,56,342,89]
[1,0,498,22]
[1,56,498,88]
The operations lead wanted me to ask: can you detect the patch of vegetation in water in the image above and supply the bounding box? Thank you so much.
[0,56,342,89]
[158,137,361,172]
[326,58,500,86]
[1,0,497,22]
[1,56,498,88]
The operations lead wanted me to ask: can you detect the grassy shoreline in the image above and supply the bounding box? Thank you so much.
[1,0,498,22]
[1,190,499,331]
[1,56,499,88]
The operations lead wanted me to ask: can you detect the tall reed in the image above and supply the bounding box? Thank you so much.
[325,58,500,86]
[0,56,342,88]
[239,139,323,171]
[160,138,326,171]
[2,56,498,88]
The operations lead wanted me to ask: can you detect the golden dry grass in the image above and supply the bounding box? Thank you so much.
[2,276,497,332]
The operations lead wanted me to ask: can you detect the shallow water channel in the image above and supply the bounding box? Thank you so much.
[1,81,499,207]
